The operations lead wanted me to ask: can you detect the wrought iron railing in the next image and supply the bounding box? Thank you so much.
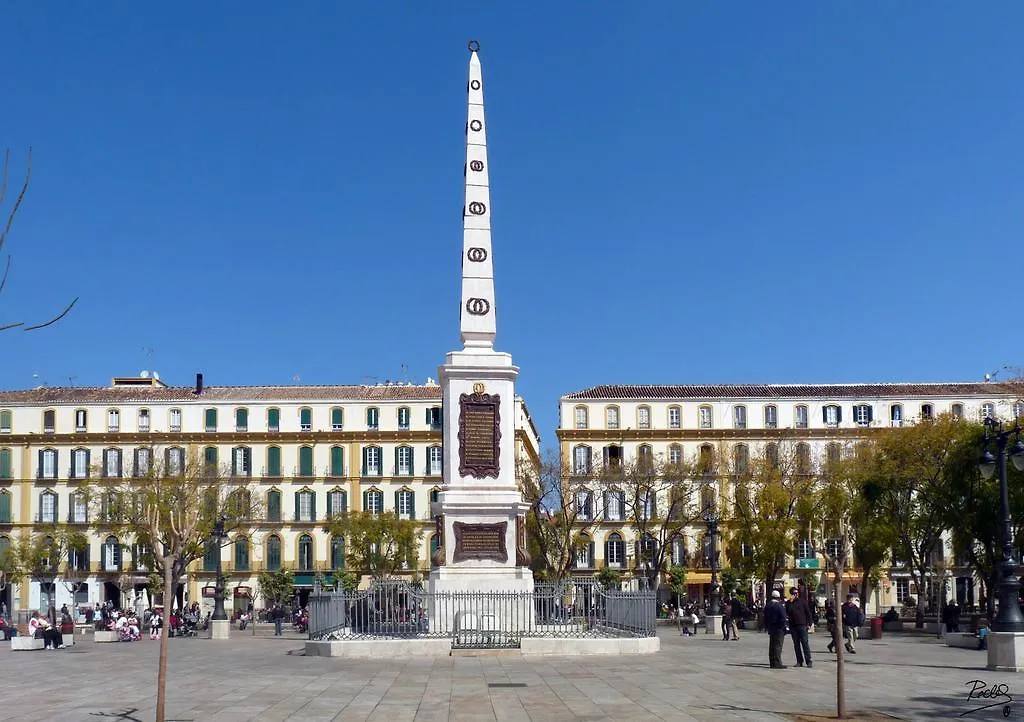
[308,577,656,648]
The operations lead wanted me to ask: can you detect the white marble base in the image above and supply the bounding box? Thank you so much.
[704,614,722,635]
[209,619,231,640]
[304,636,660,657]
[305,639,451,658]
[11,637,44,651]
[946,632,979,649]
[61,633,74,646]
[520,637,660,656]
[94,631,119,643]
[988,632,1024,671]
[428,567,534,636]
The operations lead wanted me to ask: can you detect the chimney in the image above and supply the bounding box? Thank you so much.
[195,373,204,395]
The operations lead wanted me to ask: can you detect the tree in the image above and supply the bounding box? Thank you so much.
[0,535,21,610]
[89,448,260,722]
[667,566,687,607]
[322,511,421,581]
[257,569,295,607]
[518,451,602,581]
[9,527,88,622]
[0,148,77,331]
[596,566,622,591]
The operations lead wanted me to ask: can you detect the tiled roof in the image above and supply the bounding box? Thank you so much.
[562,382,1024,401]
[0,384,443,405]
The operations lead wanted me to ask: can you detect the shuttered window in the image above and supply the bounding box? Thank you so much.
[0,448,10,479]
[267,408,280,432]
[329,446,344,477]
[235,408,248,432]
[204,409,217,432]
[298,446,314,477]
[331,407,343,430]
[267,490,281,522]
[266,447,282,477]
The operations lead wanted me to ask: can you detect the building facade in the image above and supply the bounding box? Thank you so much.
[0,373,540,619]
[557,382,1024,612]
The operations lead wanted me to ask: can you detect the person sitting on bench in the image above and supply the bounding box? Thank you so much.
[29,611,63,649]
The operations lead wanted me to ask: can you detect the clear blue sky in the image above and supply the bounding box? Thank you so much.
[2,2,1022,447]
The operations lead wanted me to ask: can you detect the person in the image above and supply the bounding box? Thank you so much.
[825,600,838,653]
[150,610,163,640]
[785,587,813,668]
[30,611,63,649]
[841,596,864,654]
[0,613,16,640]
[978,621,990,651]
[272,604,284,636]
[720,596,733,641]
[950,599,961,633]
[730,596,743,639]
[883,606,900,623]
[764,589,788,669]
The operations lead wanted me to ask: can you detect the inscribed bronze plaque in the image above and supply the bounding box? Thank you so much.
[458,391,501,479]
[452,521,507,563]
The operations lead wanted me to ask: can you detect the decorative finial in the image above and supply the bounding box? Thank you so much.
[468,40,480,53]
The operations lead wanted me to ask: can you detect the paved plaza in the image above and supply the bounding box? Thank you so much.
[0,627,1019,721]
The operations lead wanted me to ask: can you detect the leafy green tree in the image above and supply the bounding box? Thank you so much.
[10,527,88,621]
[719,567,740,598]
[596,567,622,591]
[323,511,422,581]
[257,569,295,606]
[667,565,687,606]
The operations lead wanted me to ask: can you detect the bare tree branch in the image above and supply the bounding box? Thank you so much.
[0,147,30,258]
[23,297,79,331]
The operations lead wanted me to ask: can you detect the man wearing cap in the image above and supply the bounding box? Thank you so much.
[764,589,788,669]
[786,586,813,667]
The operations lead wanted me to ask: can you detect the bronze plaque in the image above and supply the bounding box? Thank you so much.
[458,391,501,479]
[452,521,507,563]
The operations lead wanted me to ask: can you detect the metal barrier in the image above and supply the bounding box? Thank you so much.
[308,578,656,648]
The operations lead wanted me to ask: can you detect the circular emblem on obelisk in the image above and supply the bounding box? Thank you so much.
[466,298,490,316]
[469,160,484,172]
[467,247,488,262]
[470,79,481,90]
[467,201,487,215]
[469,119,483,132]
[468,40,480,53]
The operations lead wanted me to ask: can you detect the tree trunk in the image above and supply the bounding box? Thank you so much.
[911,570,925,628]
[156,557,173,722]
[834,578,847,719]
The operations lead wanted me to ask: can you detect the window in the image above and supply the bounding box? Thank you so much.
[573,446,592,475]
[826,538,843,561]
[895,578,910,604]
[134,447,151,477]
[69,543,89,572]
[428,446,443,475]
[166,447,184,476]
[232,447,251,477]
[266,535,282,571]
[699,405,713,429]
[637,445,654,473]
[396,488,415,519]
[295,489,315,522]
[671,536,686,567]
[203,540,219,572]
[267,490,282,522]
[795,538,813,560]
[430,487,441,504]
[299,407,312,431]
[605,406,619,430]
[700,484,717,512]
[794,405,808,429]
[951,403,964,419]
[39,490,57,523]
[38,449,57,479]
[574,406,588,430]
[697,444,714,475]
[366,407,379,430]
[826,442,842,467]
[603,445,623,470]
[234,536,250,572]
[890,404,903,427]
[0,448,10,479]
[1015,402,1024,420]
[107,409,120,433]
[326,489,347,518]
[203,446,218,475]
[637,406,651,430]
[921,403,933,420]
[853,404,873,427]
[575,490,593,520]
[68,448,88,479]
[266,447,282,477]
[0,410,10,433]
[43,409,55,434]
[733,405,747,429]
[796,443,811,475]
[104,448,122,478]
[169,408,182,433]
[639,534,658,565]
[363,488,383,515]
[136,408,150,433]
[204,408,217,432]
[764,405,778,429]
[733,444,749,475]
[397,407,411,430]
[981,403,995,421]
[639,491,655,520]
[427,406,442,429]
[298,446,314,477]
[298,535,314,570]
[764,443,779,469]
[362,446,382,476]
[330,407,343,430]
[396,446,413,476]
[75,409,87,433]
[267,407,280,432]
[575,535,594,569]
[668,406,681,429]
[604,490,624,521]
[331,537,346,569]
[605,533,625,568]
[329,446,344,477]
[103,536,121,572]
[823,405,841,427]
[235,408,248,432]
[668,443,682,466]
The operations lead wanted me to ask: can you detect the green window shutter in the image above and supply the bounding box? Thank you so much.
[53,494,59,524]
[394,489,401,514]
[267,447,281,477]
[409,491,416,520]
[330,446,343,476]
[294,492,300,522]
[0,449,9,479]
[0,492,10,523]
[426,407,431,426]
[268,408,280,430]
[362,490,369,511]
[311,492,317,521]
[268,491,280,521]
[361,448,367,476]
[236,408,248,429]
[408,448,414,477]
[394,447,400,477]
[299,447,313,477]
[430,534,439,555]
[205,408,217,430]
[300,408,311,427]
[331,408,343,428]
[340,491,348,513]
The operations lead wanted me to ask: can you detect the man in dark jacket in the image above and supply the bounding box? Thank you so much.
[764,589,788,669]
[785,586,813,667]
[841,596,864,654]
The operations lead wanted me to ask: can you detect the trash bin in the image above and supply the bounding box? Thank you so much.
[871,616,883,639]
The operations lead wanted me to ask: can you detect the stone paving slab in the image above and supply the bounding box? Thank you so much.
[0,628,1018,720]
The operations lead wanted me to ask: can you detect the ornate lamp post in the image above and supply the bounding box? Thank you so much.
[704,505,721,621]
[210,517,228,622]
[978,418,1024,632]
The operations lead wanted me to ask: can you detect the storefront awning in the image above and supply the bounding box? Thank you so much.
[685,573,713,585]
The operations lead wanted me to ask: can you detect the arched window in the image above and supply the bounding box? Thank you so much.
[330,537,346,570]
[234,536,249,571]
[39,490,58,524]
[298,446,314,477]
[395,488,415,519]
[203,446,218,475]
[0,409,10,433]
[794,405,808,429]
[235,407,248,432]
[981,403,996,421]
[764,442,779,470]
[698,405,713,429]
[0,490,11,523]
[74,409,88,432]
[295,488,316,522]
[203,408,217,432]
[823,405,842,427]
[700,484,717,512]
[366,407,379,430]
[226,488,251,520]
[363,488,384,515]
[575,534,594,569]
[890,404,903,427]
[107,409,122,433]
[671,535,687,567]
[267,407,280,432]
[298,534,314,570]
[0,447,12,479]
[329,446,345,477]
[429,533,440,558]
[853,404,873,427]
[103,448,123,478]
[605,406,619,430]
[326,488,348,518]
[826,442,842,467]
[330,407,344,431]
[951,403,964,419]
[732,444,749,475]
[572,445,592,475]
[70,491,88,524]
[231,446,251,477]
[605,533,625,568]
[38,448,58,479]
[637,406,651,430]
[574,406,589,430]
[169,408,182,432]
[266,489,282,522]
[796,443,811,475]
[203,539,219,572]
[698,444,715,475]
[266,446,282,477]
[667,443,683,467]
[668,405,682,430]
[428,446,443,475]
[637,444,654,473]
[362,446,382,476]
[138,408,150,432]
[0,535,8,560]
[103,536,121,572]
[764,404,778,429]
[603,445,623,470]
[395,446,414,476]
[397,406,411,430]
[733,405,747,429]
[165,447,184,476]
[266,535,282,571]
[299,407,312,432]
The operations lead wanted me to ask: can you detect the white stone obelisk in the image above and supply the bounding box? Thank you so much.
[428,42,533,630]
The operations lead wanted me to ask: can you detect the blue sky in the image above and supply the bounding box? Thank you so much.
[2,2,1022,447]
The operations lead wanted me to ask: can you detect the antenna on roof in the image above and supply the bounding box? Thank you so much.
[68,375,77,387]
[292,374,301,383]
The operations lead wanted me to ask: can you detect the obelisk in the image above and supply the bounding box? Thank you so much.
[428,42,534,618]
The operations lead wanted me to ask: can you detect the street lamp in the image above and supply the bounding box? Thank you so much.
[703,504,721,620]
[210,517,228,622]
[978,418,1024,632]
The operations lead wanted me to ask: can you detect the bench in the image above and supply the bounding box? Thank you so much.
[946,632,980,649]
[94,631,120,643]
[883,620,903,632]
[11,637,45,651]
[62,633,74,647]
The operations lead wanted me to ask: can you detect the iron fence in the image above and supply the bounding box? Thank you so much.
[308,577,656,648]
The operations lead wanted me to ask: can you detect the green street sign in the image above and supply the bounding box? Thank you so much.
[796,559,820,569]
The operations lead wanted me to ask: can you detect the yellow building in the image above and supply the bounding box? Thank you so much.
[0,373,539,618]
